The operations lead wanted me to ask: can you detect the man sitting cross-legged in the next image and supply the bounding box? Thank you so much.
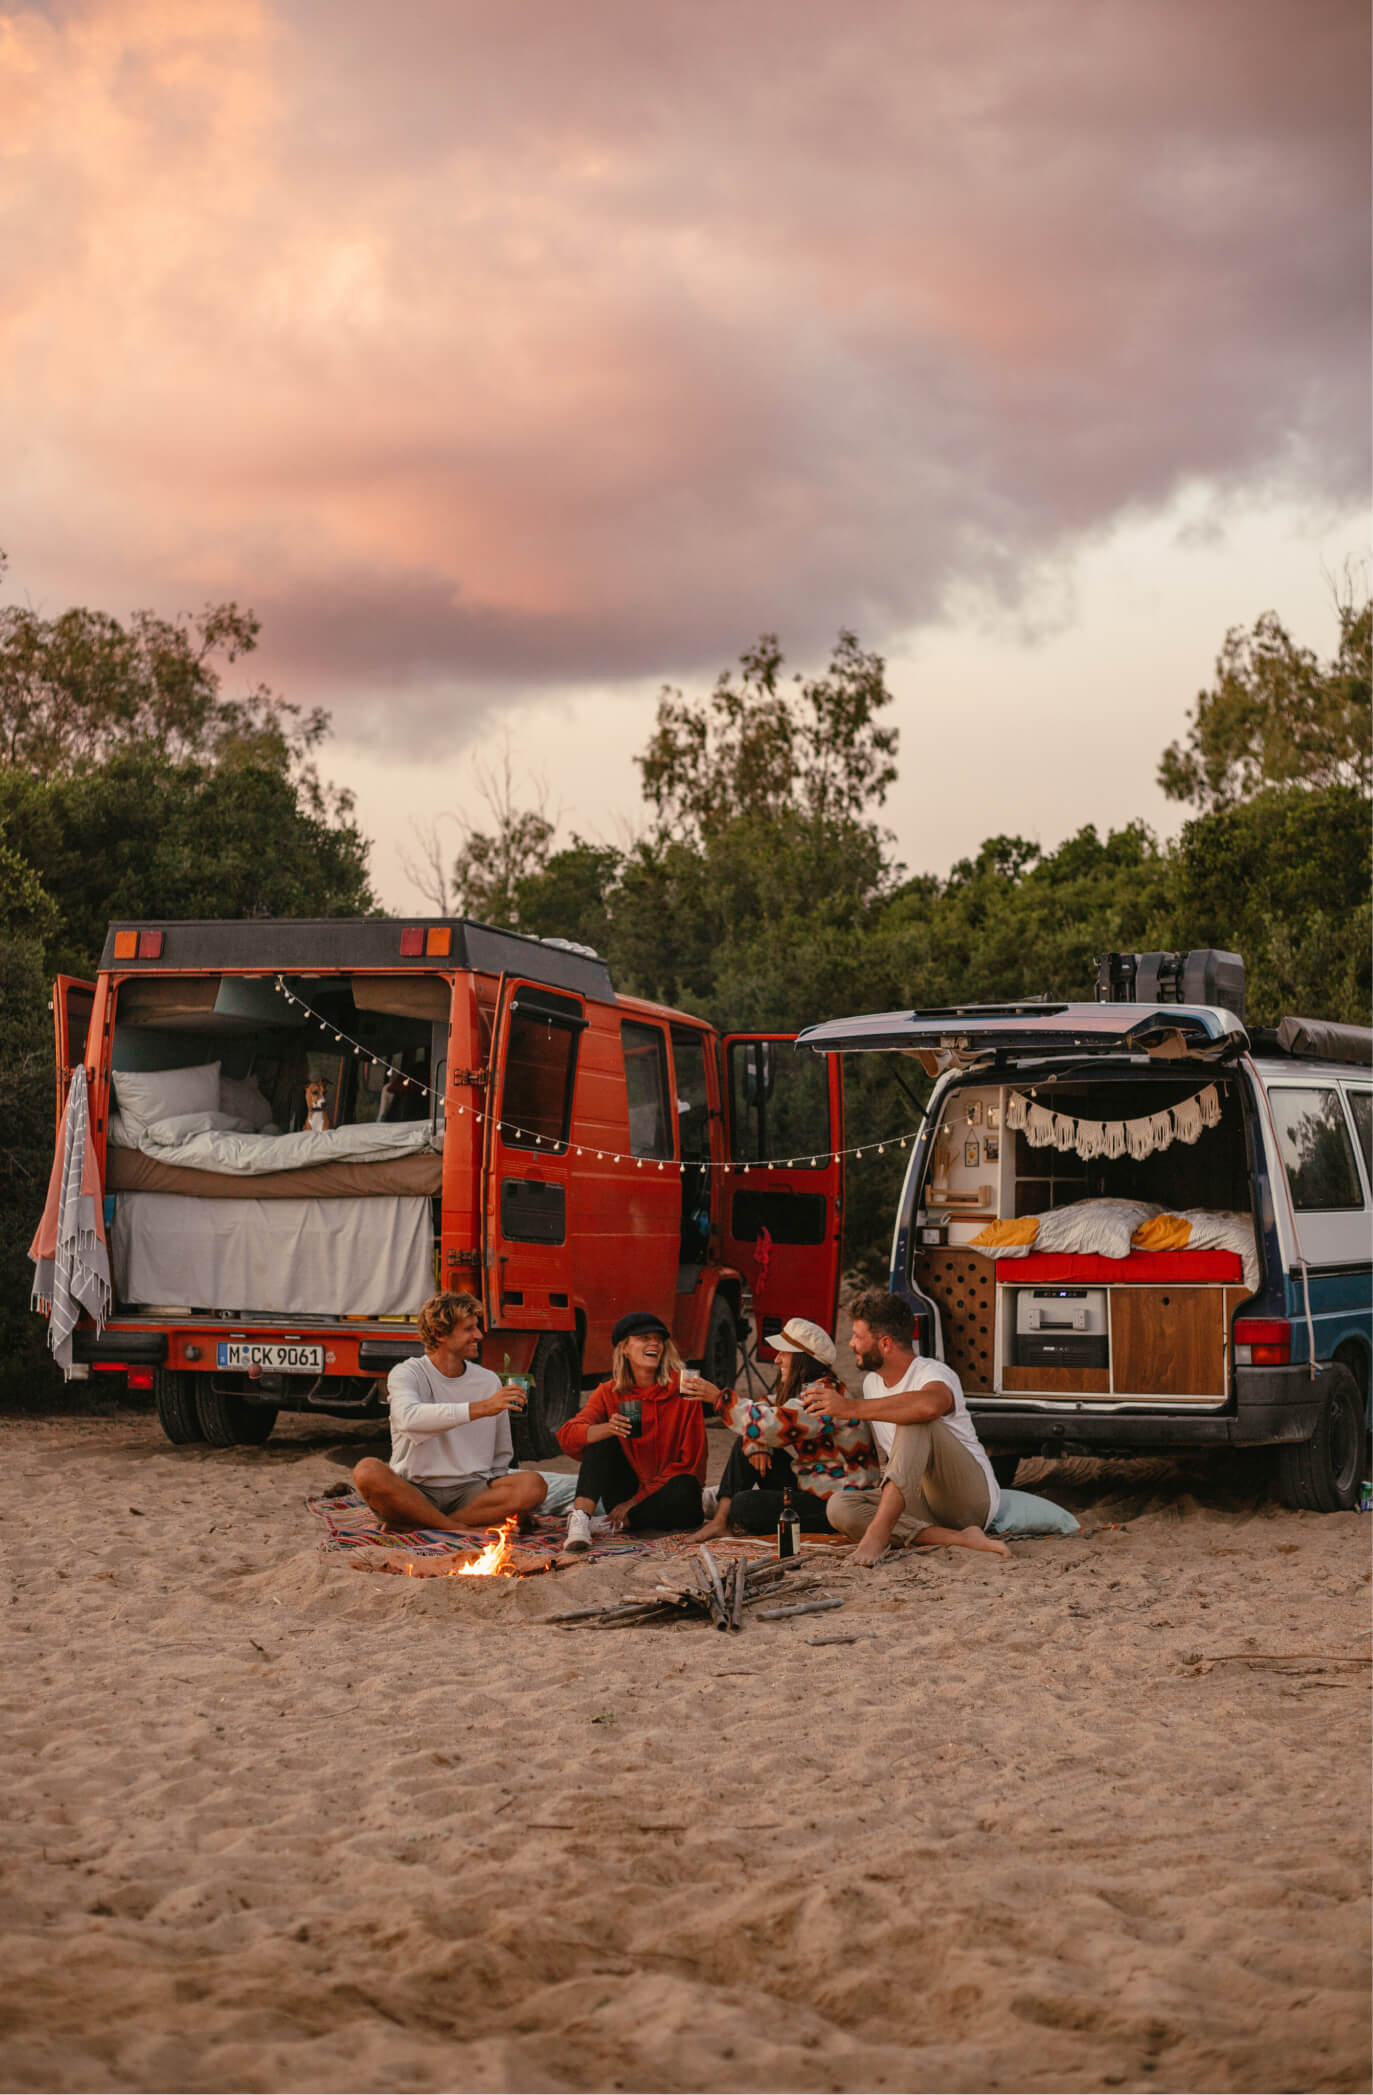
[804,1287,1009,1567]
[353,1290,546,1532]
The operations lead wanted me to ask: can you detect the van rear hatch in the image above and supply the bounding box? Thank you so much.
[796,1001,1248,1066]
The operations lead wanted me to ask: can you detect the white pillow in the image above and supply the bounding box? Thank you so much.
[1035,1197,1161,1260]
[143,1109,256,1144]
[112,1061,221,1140]
[1176,1209,1259,1292]
[220,1073,276,1130]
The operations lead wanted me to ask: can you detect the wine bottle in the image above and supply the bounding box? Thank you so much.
[777,1486,800,1560]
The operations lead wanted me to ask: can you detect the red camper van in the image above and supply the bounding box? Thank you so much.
[46,918,844,1451]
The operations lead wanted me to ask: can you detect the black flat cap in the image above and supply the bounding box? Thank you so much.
[611,1310,671,1347]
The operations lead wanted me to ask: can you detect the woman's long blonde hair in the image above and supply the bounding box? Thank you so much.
[610,1334,684,1394]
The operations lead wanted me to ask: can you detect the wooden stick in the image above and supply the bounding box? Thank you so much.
[697,1545,731,1631]
[730,1554,747,1632]
[1197,1652,1371,1665]
[806,1633,866,1645]
[756,1596,846,1621]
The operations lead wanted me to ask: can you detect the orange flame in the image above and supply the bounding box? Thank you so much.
[452,1520,519,1577]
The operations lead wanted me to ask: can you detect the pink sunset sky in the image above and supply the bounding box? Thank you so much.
[1,0,1368,904]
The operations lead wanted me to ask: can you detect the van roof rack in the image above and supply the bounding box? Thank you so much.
[1249,1016,1373,1067]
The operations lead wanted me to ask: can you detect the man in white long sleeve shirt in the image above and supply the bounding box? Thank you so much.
[353,1292,546,1531]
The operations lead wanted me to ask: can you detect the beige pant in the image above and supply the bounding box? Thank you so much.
[826,1418,992,1542]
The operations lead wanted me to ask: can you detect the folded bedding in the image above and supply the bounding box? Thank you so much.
[121,1118,440,1175]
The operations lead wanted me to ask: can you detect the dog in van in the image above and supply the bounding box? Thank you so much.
[303,1080,332,1133]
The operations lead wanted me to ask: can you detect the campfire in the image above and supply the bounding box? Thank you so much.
[452,1521,518,1577]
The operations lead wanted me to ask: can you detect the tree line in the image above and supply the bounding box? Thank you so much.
[0,548,1367,1400]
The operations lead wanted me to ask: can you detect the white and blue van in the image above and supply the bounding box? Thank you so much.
[799,955,1371,1511]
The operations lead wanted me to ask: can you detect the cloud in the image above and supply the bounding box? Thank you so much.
[0,0,1367,727]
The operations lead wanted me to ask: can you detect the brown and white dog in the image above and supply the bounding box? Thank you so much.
[304,1080,332,1133]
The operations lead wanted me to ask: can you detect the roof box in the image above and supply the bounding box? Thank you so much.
[1096,949,1245,1022]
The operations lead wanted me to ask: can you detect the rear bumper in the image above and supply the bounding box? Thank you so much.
[972,1365,1326,1456]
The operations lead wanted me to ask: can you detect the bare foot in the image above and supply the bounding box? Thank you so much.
[959,1526,1012,1557]
[849,1537,889,1567]
[688,1515,730,1544]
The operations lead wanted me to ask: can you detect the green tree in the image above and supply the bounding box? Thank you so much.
[1158,595,1371,809]
[1170,785,1371,1027]
[0,834,63,1401]
[637,629,899,834]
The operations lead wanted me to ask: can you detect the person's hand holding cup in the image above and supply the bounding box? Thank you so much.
[679,1370,717,1402]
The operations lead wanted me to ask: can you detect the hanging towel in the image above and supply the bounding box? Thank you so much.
[1125,1114,1157,1161]
[29,1067,110,1378]
[1052,1110,1078,1153]
[1199,1083,1222,1127]
[1006,1092,1029,1133]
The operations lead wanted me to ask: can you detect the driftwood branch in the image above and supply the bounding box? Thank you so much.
[756,1596,846,1622]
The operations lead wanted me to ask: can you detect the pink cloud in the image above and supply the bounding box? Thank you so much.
[0,0,1365,727]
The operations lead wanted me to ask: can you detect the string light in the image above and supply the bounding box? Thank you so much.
[270,974,931,1172]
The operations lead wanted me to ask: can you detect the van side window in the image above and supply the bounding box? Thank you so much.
[728,1040,828,1168]
[502,1010,579,1151]
[1346,1090,1372,1182]
[1268,1087,1364,1211]
[621,1021,673,1159]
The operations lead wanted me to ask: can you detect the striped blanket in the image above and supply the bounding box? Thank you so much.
[307,1491,651,1564]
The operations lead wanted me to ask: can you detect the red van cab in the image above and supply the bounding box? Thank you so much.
[48,917,843,1451]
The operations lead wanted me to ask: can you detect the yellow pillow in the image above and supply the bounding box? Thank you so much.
[1132,1213,1192,1252]
[970,1217,1040,1249]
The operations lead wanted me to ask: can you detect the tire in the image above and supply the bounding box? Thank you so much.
[703,1293,740,1392]
[154,1368,205,1446]
[989,1453,1021,1491]
[1275,1364,1364,1512]
[526,1333,580,1460]
[194,1383,279,1449]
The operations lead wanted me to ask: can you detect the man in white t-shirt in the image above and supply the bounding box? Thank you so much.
[352,1291,546,1531]
[804,1287,1009,1567]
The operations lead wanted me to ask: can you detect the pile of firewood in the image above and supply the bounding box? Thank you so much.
[546,1545,845,1633]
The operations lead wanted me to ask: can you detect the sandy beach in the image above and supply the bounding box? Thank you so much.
[2,1396,1369,2095]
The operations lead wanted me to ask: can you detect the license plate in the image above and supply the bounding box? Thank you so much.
[216,1342,324,1372]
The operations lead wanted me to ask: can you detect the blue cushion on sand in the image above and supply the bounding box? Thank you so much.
[989,1486,1080,1537]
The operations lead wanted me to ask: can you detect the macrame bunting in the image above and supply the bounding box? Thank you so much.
[1006,1084,1221,1162]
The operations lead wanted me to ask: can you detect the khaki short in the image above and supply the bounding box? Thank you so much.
[403,1474,494,1517]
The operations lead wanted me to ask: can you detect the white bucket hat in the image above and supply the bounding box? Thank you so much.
[767,1316,836,1367]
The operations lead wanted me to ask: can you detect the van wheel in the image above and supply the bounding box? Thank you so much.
[154,1368,205,1446]
[989,1453,1021,1490]
[703,1295,740,1392]
[195,1385,279,1449]
[528,1334,579,1460]
[1275,1364,1364,1512]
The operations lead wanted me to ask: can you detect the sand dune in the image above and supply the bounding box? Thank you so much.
[1,1401,1369,2093]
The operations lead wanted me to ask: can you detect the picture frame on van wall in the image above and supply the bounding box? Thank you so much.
[964,1137,980,1169]
[986,1103,1001,1130]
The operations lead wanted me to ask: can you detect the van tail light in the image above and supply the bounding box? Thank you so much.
[1234,1317,1291,1368]
[127,1367,155,1392]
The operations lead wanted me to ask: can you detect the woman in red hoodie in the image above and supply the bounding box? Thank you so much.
[556,1311,707,1551]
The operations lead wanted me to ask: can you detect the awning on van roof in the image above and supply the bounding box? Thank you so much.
[1274,1016,1373,1067]
[796,1001,1248,1070]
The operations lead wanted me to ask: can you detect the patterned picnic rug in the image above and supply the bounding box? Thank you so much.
[307,1489,652,1564]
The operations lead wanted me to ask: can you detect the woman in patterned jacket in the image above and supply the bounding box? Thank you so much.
[686,1315,880,1541]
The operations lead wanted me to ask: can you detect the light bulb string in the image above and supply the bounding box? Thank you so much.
[272,975,924,1173]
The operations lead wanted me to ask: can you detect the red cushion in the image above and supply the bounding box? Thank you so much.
[996,1250,1243,1284]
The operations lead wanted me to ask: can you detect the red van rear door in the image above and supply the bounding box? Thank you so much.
[719,1034,844,1344]
[482,976,586,1332]
[52,976,96,1128]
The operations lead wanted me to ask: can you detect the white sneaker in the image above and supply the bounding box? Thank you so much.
[564,1508,592,1553]
[701,1487,719,1519]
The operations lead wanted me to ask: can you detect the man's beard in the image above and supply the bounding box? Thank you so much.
[855,1344,883,1372]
